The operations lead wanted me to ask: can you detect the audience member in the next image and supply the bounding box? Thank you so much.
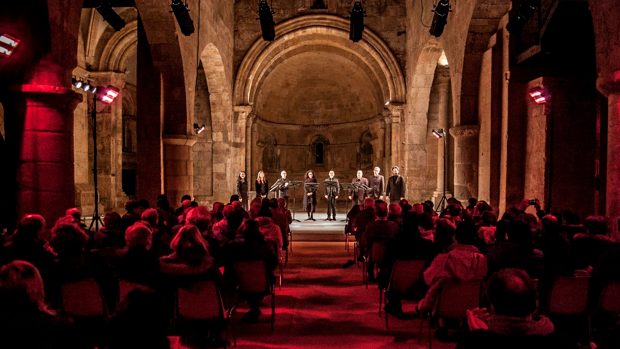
[387,203,402,227]
[141,208,172,257]
[175,195,192,216]
[363,202,399,282]
[255,204,283,258]
[486,220,545,279]
[271,198,292,250]
[570,215,613,271]
[93,212,125,249]
[354,198,377,260]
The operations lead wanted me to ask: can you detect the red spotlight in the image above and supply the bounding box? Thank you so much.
[0,34,21,58]
[97,85,120,104]
[529,88,550,104]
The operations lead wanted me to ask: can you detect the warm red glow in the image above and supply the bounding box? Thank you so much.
[529,88,549,104]
[0,33,20,58]
[97,85,120,104]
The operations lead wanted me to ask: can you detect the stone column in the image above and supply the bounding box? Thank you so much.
[163,135,197,207]
[433,68,452,203]
[382,110,392,173]
[598,72,620,235]
[90,71,128,211]
[246,113,256,192]
[386,103,404,168]
[3,85,82,226]
[449,125,480,201]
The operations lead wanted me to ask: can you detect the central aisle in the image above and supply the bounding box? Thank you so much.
[233,241,456,349]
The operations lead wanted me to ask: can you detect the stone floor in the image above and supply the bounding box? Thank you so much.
[221,241,456,349]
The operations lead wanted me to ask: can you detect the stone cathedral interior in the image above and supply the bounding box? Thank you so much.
[1,0,620,348]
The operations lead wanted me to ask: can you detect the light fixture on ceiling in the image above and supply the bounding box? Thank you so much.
[258,0,276,41]
[349,1,365,42]
[0,33,21,58]
[171,0,195,36]
[429,0,451,38]
[96,1,126,31]
[506,0,539,33]
[529,87,550,104]
[194,123,206,134]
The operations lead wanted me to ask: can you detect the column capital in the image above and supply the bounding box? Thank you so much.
[449,124,480,138]
[386,103,405,124]
[6,85,83,110]
[597,70,620,97]
[234,105,253,117]
[163,134,197,147]
[88,71,128,90]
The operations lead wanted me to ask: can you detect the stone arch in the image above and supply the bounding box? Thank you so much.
[234,14,406,108]
[193,62,214,204]
[98,20,138,72]
[308,134,330,168]
[459,0,511,125]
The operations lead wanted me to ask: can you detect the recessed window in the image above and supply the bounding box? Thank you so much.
[316,142,324,164]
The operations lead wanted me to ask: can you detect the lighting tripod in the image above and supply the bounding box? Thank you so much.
[433,128,448,212]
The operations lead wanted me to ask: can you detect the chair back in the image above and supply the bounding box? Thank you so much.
[118,280,152,303]
[599,282,620,314]
[434,279,482,319]
[232,260,270,293]
[177,280,223,320]
[546,276,589,315]
[61,278,106,317]
[389,260,427,295]
[370,241,387,264]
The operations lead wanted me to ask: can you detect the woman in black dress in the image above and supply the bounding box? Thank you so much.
[256,170,269,199]
[237,171,249,211]
[304,170,317,221]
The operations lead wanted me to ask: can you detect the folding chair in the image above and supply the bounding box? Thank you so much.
[383,260,427,329]
[118,279,153,304]
[268,240,284,290]
[426,279,482,349]
[545,276,590,316]
[176,280,236,347]
[60,278,108,317]
[231,260,276,332]
[363,240,387,289]
[598,282,620,315]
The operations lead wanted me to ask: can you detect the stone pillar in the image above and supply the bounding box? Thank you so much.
[163,135,197,207]
[234,105,252,180]
[386,103,404,167]
[3,84,82,226]
[449,125,480,201]
[433,68,452,203]
[499,24,510,215]
[382,110,392,173]
[598,72,620,235]
[90,71,128,211]
[246,113,256,191]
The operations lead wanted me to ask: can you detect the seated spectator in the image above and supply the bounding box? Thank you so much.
[345,204,361,237]
[387,203,402,227]
[215,206,244,245]
[486,220,545,279]
[417,221,487,313]
[185,206,220,261]
[271,198,292,250]
[106,289,170,349]
[254,204,283,258]
[175,195,192,216]
[0,261,75,349]
[211,205,233,238]
[423,200,437,216]
[65,208,88,231]
[433,218,457,254]
[141,208,172,257]
[570,215,613,271]
[456,268,577,349]
[0,214,57,299]
[210,202,225,225]
[381,210,436,318]
[112,223,161,289]
[156,199,178,228]
[419,212,435,242]
[221,220,278,323]
[446,204,463,225]
[535,215,570,296]
[354,198,377,259]
[363,202,400,282]
[466,198,478,216]
[412,203,425,214]
[93,212,126,249]
[121,199,143,231]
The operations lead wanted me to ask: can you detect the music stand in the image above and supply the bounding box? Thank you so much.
[324,180,339,221]
[269,179,282,199]
[340,182,358,222]
[289,181,303,222]
[304,182,320,221]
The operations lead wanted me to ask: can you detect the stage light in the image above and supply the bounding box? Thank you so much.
[83,81,92,92]
[72,77,83,89]
[432,128,444,139]
[0,34,20,58]
[385,101,390,106]
[96,1,126,31]
[349,1,366,43]
[506,0,539,33]
[258,1,276,41]
[97,85,120,104]
[429,0,451,38]
[171,0,195,36]
[529,87,550,104]
[194,123,206,134]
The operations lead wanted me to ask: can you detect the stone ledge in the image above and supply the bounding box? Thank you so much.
[450,125,480,138]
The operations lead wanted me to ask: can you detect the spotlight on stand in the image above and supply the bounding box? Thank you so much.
[96,1,126,31]
[506,0,539,33]
[0,34,21,58]
[349,1,366,42]
[429,0,451,38]
[72,77,83,89]
[171,0,195,36]
[258,1,276,42]
[432,128,445,139]
[529,87,550,104]
[97,86,120,104]
[194,123,206,134]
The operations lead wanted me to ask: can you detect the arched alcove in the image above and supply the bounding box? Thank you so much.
[193,62,214,204]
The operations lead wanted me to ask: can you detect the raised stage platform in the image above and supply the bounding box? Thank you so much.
[290,211,347,242]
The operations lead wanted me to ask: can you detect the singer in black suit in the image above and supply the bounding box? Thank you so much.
[277,170,291,208]
[386,166,406,202]
[368,166,385,200]
[349,170,369,206]
[323,170,340,221]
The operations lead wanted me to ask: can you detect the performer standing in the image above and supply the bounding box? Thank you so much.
[237,171,249,211]
[368,166,385,200]
[256,170,269,199]
[304,170,317,221]
[277,170,292,208]
[386,166,406,202]
[323,170,340,221]
[349,170,369,206]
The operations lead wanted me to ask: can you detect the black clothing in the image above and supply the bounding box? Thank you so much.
[256,179,269,198]
[112,247,163,290]
[456,330,579,349]
[277,178,291,198]
[386,175,406,201]
[324,177,340,219]
[353,207,376,241]
[486,241,545,279]
[351,177,369,205]
[304,177,318,213]
[0,309,76,349]
[379,230,436,289]
[237,179,249,210]
[368,174,385,200]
